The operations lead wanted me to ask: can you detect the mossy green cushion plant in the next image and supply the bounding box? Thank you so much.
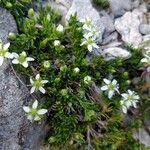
[0,1,150,149]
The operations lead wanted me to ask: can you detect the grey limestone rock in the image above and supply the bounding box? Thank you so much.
[139,24,150,35]
[108,0,132,18]
[0,7,47,150]
[133,128,150,147]
[103,47,131,60]
[114,9,144,48]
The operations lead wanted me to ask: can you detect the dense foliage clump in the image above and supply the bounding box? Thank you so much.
[0,1,150,149]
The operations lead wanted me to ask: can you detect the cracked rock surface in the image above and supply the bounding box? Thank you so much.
[0,8,47,150]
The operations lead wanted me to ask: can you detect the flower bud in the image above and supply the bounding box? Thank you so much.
[84,76,92,84]
[73,67,80,73]
[126,80,131,85]
[28,8,34,18]
[56,24,64,32]
[60,65,67,72]
[9,32,16,40]
[123,72,129,77]
[60,89,68,96]
[43,61,50,68]
[6,2,12,9]
[54,40,60,46]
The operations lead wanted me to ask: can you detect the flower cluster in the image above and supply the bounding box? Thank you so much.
[80,17,99,52]
[101,78,140,114]
[0,40,48,122]
[0,40,34,68]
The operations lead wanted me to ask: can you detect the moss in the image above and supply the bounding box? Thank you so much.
[92,0,109,8]
[0,1,149,149]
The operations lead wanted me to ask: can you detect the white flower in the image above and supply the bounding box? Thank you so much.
[86,28,98,40]
[54,40,60,46]
[141,50,150,72]
[23,100,47,122]
[12,51,34,68]
[84,76,92,84]
[56,24,64,32]
[0,41,13,66]
[80,17,93,31]
[80,34,99,52]
[74,67,80,73]
[43,61,50,68]
[101,78,119,99]
[30,74,48,94]
[120,90,140,113]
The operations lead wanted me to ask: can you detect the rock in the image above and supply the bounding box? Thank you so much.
[139,24,150,35]
[133,128,150,147]
[0,8,17,42]
[108,0,132,18]
[132,0,141,8]
[66,0,105,43]
[99,11,115,36]
[101,32,118,45]
[114,9,143,48]
[139,34,150,50]
[103,47,131,60]
[0,7,47,150]
[55,0,73,8]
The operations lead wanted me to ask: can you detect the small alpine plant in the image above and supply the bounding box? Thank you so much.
[121,90,140,113]
[30,74,48,94]
[101,78,119,99]
[12,51,34,68]
[0,2,148,149]
[23,100,47,122]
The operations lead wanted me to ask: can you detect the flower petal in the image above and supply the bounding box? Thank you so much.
[112,79,117,85]
[103,79,110,84]
[101,85,108,91]
[21,51,27,57]
[30,78,34,84]
[39,87,46,94]
[5,52,13,59]
[121,93,128,99]
[34,115,41,121]
[122,106,127,114]
[23,106,30,113]
[88,45,92,52]
[92,43,99,49]
[26,57,34,61]
[141,58,148,63]
[12,52,19,58]
[36,74,40,80]
[0,56,4,66]
[22,61,28,68]
[32,100,38,109]
[3,43,10,51]
[27,114,33,121]
[37,109,47,115]
[108,90,114,99]
[41,80,48,84]
[30,86,35,94]
[12,59,19,64]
